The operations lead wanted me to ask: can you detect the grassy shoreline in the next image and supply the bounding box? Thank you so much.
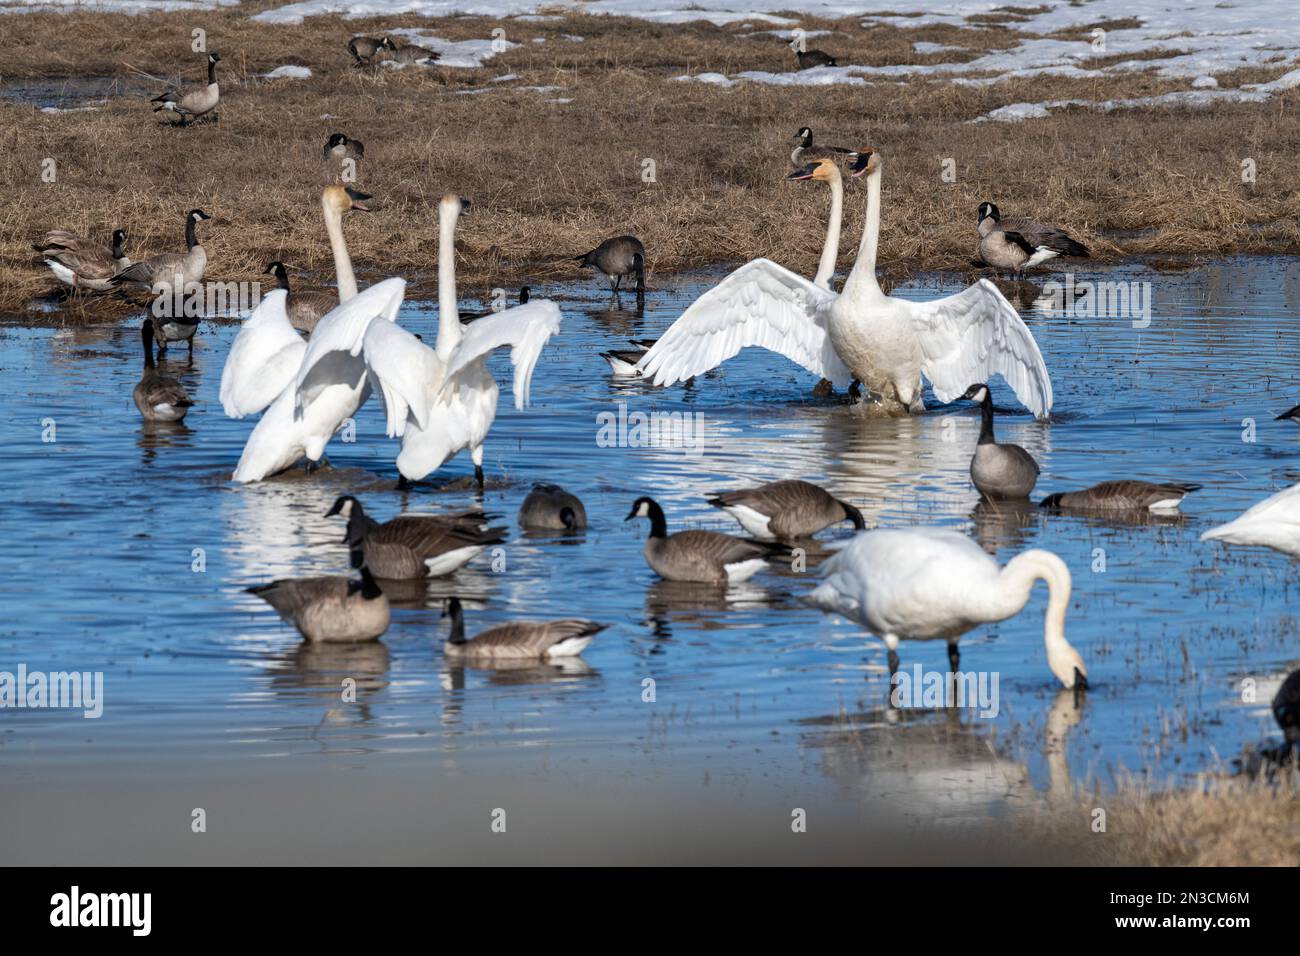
[2,5,1298,317]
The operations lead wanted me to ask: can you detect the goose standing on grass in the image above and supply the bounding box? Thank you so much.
[961,383,1039,500]
[576,236,646,293]
[34,228,129,292]
[356,194,562,489]
[265,260,338,334]
[442,597,603,662]
[1041,481,1201,513]
[977,202,1088,278]
[789,38,836,69]
[111,208,212,353]
[133,319,193,422]
[1200,482,1300,557]
[246,567,390,643]
[638,149,1053,419]
[809,528,1088,688]
[706,479,865,540]
[325,494,505,578]
[219,289,306,419]
[518,483,587,530]
[152,52,221,125]
[626,496,791,584]
[347,36,390,65]
[381,38,439,64]
[789,127,853,168]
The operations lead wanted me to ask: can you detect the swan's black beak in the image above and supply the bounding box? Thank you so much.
[1074,668,1088,691]
[786,162,820,181]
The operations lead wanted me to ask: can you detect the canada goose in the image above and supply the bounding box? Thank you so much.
[638,150,1053,419]
[576,236,646,293]
[152,52,221,125]
[325,494,505,578]
[353,194,562,488]
[626,496,789,584]
[518,483,587,530]
[961,383,1039,500]
[809,528,1088,688]
[789,38,836,69]
[232,185,391,483]
[789,126,853,168]
[381,38,439,64]
[35,228,129,292]
[706,479,865,540]
[1200,481,1300,557]
[111,208,211,352]
[1041,480,1201,513]
[246,567,390,643]
[322,132,364,161]
[264,261,338,334]
[1275,403,1300,423]
[347,36,388,65]
[600,338,658,377]
[133,319,194,422]
[1275,670,1300,745]
[977,202,1088,277]
[442,597,603,661]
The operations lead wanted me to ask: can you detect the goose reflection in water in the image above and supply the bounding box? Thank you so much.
[263,641,392,736]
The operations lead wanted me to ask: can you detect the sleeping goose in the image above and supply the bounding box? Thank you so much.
[246,567,390,643]
[442,597,604,662]
[35,228,129,292]
[1200,481,1300,557]
[152,52,221,126]
[626,496,790,584]
[600,338,658,377]
[706,479,865,540]
[961,383,1039,500]
[325,494,505,578]
[133,318,194,422]
[1041,481,1201,513]
[111,208,211,353]
[809,528,1088,688]
[789,126,853,168]
[576,236,645,293]
[518,483,587,530]
[264,261,337,335]
[323,132,364,162]
[977,202,1088,277]
[789,38,836,69]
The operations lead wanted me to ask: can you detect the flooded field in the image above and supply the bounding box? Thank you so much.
[1,256,1298,863]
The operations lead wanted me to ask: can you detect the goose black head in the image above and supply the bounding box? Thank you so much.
[442,596,463,619]
[264,260,288,286]
[793,126,813,146]
[519,286,530,304]
[189,209,212,223]
[324,132,348,154]
[112,228,127,246]
[625,496,656,521]
[961,382,990,404]
[208,52,222,64]
[380,36,398,51]
[977,201,1000,224]
[325,494,361,520]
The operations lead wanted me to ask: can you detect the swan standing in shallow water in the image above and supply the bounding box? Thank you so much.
[1200,482,1300,557]
[359,194,561,488]
[637,149,1053,419]
[808,528,1088,688]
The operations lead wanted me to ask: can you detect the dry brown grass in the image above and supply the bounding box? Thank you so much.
[1,6,1299,314]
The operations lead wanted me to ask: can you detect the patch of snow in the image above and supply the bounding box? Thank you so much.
[913,41,963,55]
[263,65,313,79]
[492,73,519,82]
[385,28,516,68]
[675,72,736,87]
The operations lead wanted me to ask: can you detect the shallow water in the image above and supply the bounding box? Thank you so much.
[2,256,1299,863]
[0,75,153,111]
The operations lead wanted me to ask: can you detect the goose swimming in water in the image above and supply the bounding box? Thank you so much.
[977,202,1088,278]
[961,383,1039,500]
[442,597,604,662]
[626,496,791,584]
[518,483,587,530]
[35,228,129,293]
[1200,481,1300,557]
[600,338,658,377]
[246,567,390,643]
[706,479,865,540]
[809,528,1088,688]
[325,495,505,578]
[134,319,194,422]
[1041,480,1201,513]
[637,149,1053,419]
[152,52,221,125]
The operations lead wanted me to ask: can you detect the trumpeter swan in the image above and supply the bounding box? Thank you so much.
[808,528,1088,688]
[1200,482,1300,557]
[359,194,562,487]
[637,148,1053,419]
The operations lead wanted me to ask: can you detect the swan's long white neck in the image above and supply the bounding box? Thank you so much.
[812,170,843,290]
[839,163,884,305]
[1000,549,1084,687]
[436,201,464,361]
[323,197,358,302]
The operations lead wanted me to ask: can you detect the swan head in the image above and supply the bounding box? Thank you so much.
[851,148,879,177]
[978,201,1000,224]
[1050,642,1089,691]
[787,157,838,182]
[792,126,812,146]
[323,184,371,215]
[961,382,990,404]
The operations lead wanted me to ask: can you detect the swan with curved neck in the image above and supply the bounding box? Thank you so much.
[637,147,1052,420]
[321,184,369,302]
[809,528,1087,689]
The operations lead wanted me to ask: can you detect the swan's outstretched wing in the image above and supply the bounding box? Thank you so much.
[293,277,406,413]
[361,320,439,437]
[907,279,1053,419]
[635,259,848,388]
[440,300,562,409]
[220,290,306,418]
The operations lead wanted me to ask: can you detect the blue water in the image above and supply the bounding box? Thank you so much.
[2,256,1299,861]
